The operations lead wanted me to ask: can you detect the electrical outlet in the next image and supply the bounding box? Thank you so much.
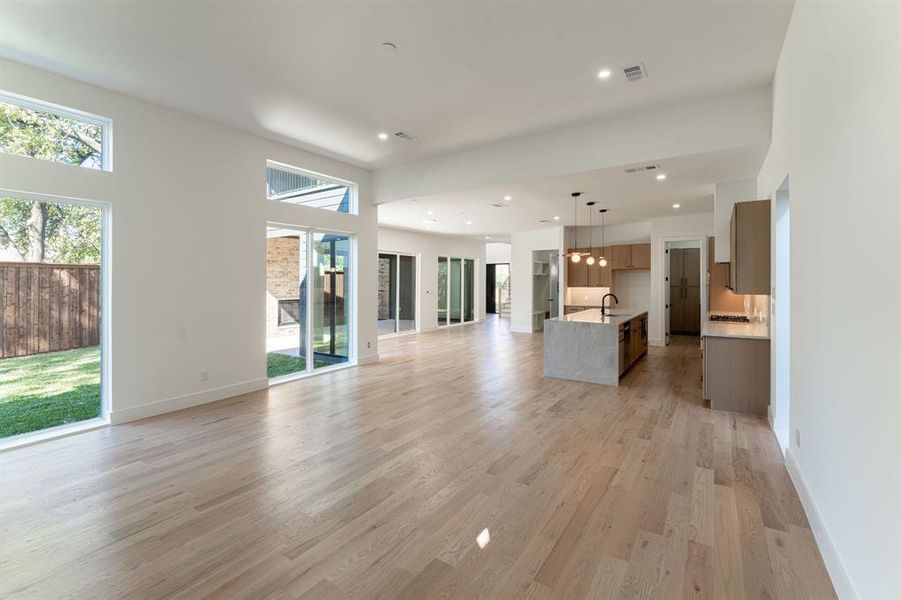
[795,428,801,448]
[367,341,372,349]
[200,370,209,382]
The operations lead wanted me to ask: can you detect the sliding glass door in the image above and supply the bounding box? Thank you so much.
[267,226,353,381]
[378,252,416,336]
[437,256,476,327]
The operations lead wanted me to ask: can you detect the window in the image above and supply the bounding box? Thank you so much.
[277,299,300,326]
[266,160,356,215]
[0,91,111,171]
[0,192,108,439]
[378,252,416,336]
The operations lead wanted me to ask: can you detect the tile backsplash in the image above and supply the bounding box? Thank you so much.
[565,287,611,306]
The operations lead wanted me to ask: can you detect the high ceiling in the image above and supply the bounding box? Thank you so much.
[378,145,766,240]
[1,1,792,167]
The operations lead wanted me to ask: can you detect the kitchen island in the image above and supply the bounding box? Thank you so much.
[543,308,648,386]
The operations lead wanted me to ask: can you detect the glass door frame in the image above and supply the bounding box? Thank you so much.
[267,222,357,384]
[0,189,111,448]
[437,255,478,328]
[378,250,419,338]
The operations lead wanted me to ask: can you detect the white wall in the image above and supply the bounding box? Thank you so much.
[756,3,901,598]
[373,88,772,203]
[648,213,713,344]
[0,59,379,423]
[377,227,486,332]
[713,179,756,262]
[485,242,511,264]
[510,227,564,332]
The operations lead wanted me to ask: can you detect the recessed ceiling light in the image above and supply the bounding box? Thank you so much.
[427,210,434,215]
[656,173,667,180]
[377,132,388,140]
[553,216,560,220]
[466,220,473,225]
[597,69,611,80]
[485,236,491,239]
[381,42,398,53]
[503,195,512,201]
[672,203,681,208]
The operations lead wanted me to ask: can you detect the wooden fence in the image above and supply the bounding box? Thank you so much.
[0,262,100,359]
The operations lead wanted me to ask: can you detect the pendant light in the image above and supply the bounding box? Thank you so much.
[568,192,582,263]
[598,208,608,267]
[585,201,596,265]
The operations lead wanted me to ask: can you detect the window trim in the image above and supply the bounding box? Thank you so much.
[266,159,358,215]
[0,90,113,172]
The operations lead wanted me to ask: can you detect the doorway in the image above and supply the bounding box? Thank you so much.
[666,240,702,340]
[486,263,510,317]
[378,252,416,336]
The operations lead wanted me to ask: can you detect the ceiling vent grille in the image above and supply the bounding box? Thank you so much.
[622,63,647,82]
[492,202,510,208]
[393,130,416,141]
[623,164,659,174]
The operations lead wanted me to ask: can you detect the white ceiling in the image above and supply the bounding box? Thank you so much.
[377,145,766,240]
[0,1,792,167]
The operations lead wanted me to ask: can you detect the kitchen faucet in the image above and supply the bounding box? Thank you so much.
[601,293,619,316]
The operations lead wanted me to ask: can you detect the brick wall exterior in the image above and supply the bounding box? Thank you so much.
[266,236,305,340]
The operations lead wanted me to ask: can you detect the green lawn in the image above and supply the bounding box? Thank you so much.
[0,346,101,438]
[266,352,344,378]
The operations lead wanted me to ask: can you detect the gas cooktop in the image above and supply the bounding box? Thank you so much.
[709,314,750,323]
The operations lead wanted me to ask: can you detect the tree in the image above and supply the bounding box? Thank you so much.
[0,102,103,264]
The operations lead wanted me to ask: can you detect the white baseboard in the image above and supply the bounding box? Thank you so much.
[650,338,665,347]
[784,448,857,599]
[109,378,268,425]
[510,325,533,333]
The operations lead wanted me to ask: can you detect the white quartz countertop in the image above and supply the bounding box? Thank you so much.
[548,307,648,326]
[702,312,770,340]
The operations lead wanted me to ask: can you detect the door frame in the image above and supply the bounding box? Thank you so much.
[0,188,112,449]
[659,236,708,345]
[377,250,419,338]
[267,223,358,385]
[437,255,479,328]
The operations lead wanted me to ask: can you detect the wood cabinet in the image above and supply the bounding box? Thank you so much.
[619,313,648,376]
[609,243,651,270]
[669,247,701,334]
[703,335,770,416]
[565,247,611,288]
[729,200,770,294]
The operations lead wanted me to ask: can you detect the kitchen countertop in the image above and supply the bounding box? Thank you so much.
[548,307,648,327]
[702,312,770,340]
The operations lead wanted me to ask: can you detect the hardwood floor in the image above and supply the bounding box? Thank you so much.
[0,317,835,599]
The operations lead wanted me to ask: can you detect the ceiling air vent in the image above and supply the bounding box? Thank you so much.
[393,130,416,141]
[622,63,647,82]
[492,202,509,208]
[624,164,659,174]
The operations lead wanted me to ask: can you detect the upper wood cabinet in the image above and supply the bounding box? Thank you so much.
[729,200,770,294]
[565,247,612,288]
[609,243,651,270]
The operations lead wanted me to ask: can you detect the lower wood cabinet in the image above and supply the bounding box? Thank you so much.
[703,335,770,416]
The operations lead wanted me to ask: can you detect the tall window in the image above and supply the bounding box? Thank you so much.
[266,160,356,215]
[378,252,416,336]
[0,91,112,171]
[437,256,476,327]
[266,226,353,381]
[0,193,107,439]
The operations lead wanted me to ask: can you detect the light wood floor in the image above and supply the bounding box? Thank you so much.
[0,318,835,599]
